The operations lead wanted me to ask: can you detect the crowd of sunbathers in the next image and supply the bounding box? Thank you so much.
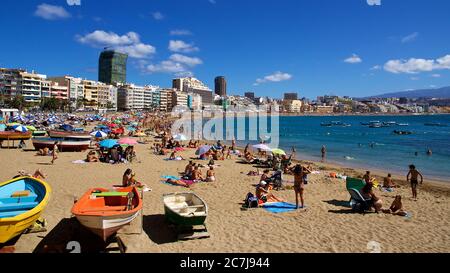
[84,145,137,164]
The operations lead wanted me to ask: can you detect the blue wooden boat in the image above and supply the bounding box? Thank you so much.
[0,177,51,243]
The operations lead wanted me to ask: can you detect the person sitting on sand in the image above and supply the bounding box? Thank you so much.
[383,195,408,216]
[360,182,383,213]
[122,169,143,187]
[36,147,50,156]
[184,161,194,176]
[206,166,216,182]
[86,151,99,162]
[363,171,374,183]
[169,150,184,161]
[192,166,205,182]
[255,181,282,204]
[383,174,397,189]
[260,169,271,183]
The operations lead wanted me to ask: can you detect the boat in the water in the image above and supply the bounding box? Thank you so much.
[163,192,208,227]
[397,123,409,126]
[0,176,51,243]
[393,130,413,135]
[32,137,90,152]
[369,121,383,128]
[321,121,351,127]
[424,123,448,127]
[382,121,397,127]
[47,130,91,140]
[0,131,32,141]
[71,187,143,241]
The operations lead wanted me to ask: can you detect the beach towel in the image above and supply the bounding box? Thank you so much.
[164,157,184,161]
[262,202,301,213]
[72,160,87,164]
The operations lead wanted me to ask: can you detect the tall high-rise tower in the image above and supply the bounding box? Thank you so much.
[98,50,128,85]
[214,76,227,97]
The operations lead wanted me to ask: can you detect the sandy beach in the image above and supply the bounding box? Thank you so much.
[0,134,449,254]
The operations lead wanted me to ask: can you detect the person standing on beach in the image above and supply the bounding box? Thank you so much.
[291,164,305,209]
[321,145,326,162]
[407,165,423,200]
[51,142,59,164]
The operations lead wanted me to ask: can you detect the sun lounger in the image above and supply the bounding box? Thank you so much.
[348,188,373,213]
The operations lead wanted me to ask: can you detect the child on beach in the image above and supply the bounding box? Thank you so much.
[206,166,216,182]
[122,169,143,187]
[291,164,306,209]
[14,169,47,180]
[407,165,423,200]
[51,142,59,164]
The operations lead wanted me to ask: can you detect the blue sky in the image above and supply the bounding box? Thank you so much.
[0,0,449,99]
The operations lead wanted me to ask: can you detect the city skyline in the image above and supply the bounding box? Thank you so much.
[0,0,449,99]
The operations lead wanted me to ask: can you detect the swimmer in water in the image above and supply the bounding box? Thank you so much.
[427,149,432,156]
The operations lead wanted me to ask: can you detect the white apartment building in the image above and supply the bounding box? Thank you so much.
[117,84,145,111]
[143,85,159,110]
[172,91,188,108]
[48,76,84,108]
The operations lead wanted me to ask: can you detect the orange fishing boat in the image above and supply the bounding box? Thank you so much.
[71,187,142,241]
[0,131,32,141]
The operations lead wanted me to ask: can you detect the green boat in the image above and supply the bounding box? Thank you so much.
[32,131,47,137]
[163,192,208,227]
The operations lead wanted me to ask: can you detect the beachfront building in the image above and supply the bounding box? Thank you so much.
[18,71,46,104]
[159,88,176,112]
[0,68,24,100]
[97,83,117,110]
[284,92,298,101]
[143,85,160,110]
[117,84,145,111]
[314,105,334,114]
[172,91,189,108]
[214,76,227,97]
[50,82,69,101]
[48,76,84,108]
[173,77,213,105]
[282,99,303,113]
[98,50,128,85]
[40,80,51,98]
[188,93,203,111]
[82,80,100,108]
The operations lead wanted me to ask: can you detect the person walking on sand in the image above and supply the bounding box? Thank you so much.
[51,142,59,164]
[407,165,423,200]
[321,145,326,162]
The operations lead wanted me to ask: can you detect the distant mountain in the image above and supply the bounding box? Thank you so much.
[366,86,450,99]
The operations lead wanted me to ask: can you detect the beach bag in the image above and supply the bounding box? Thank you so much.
[245,193,259,208]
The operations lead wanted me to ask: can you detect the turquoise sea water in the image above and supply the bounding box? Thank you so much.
[223,115,450,182]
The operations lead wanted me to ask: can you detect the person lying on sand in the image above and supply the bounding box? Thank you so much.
[383,195,408,216]
[165,178,190,188]
[14,169,47,180]
[169,151,184,161]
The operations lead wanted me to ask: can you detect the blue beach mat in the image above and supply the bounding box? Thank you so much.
[262,202,303,213]
[161,175,180,180]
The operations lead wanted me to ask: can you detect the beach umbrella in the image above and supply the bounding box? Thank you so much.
[7,122,21,127]
[196,145,212,156]
[90,130,108,139]
[60,124,74,131]
[271,148,286,156]
[252,143,271,151]
[99,139,118,148]
[25,125,37,131]
[14,125,29,133]
[173,134,188,141]
[118,138,138,145]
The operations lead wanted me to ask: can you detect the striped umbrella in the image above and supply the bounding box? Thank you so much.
[14,125,29,133]
[90,130,108,139]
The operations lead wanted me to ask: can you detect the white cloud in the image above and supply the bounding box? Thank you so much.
[170,29,193,36]
[76,30,156,59]
[384,54,450,74]
[35,4,71,20]
[152,12,164,20]
[371,65,381,70]
[344,54,362,64]
[146,61,186,74]
[169,54,203,66]
[254,71,292,85]
[66,0,81,6]
[401,32,419,43]
[431,74,441,78]
[169,40,199,53]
